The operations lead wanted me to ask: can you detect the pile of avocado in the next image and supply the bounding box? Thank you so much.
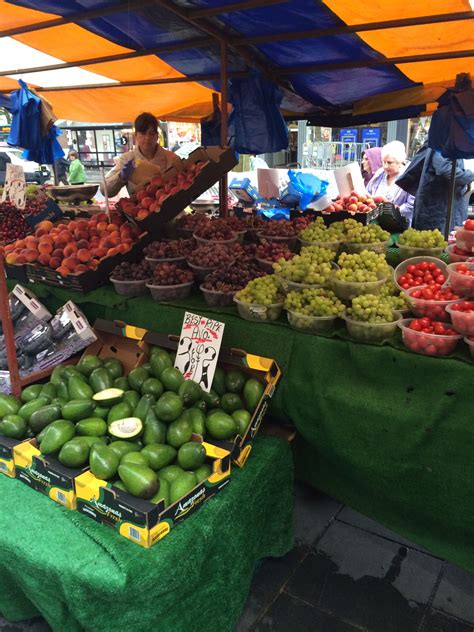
[0,346,264,507]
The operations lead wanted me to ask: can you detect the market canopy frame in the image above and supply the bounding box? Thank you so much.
[0,0,472,123]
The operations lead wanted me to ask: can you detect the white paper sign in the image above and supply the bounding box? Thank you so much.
[2,163,26,209]
[175,312,225,392]
[333,162,366,197]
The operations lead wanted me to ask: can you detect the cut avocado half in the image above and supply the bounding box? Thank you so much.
[108,417,143,440]
[93,388,124,407]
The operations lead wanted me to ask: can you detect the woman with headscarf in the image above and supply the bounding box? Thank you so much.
[367,140,415,226]
[361,147,382,186]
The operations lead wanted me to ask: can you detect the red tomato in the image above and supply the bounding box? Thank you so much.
[464,219,474,231]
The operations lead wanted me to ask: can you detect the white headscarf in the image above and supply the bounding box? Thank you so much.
[381,140,406,163]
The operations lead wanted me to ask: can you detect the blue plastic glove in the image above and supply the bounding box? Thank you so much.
[120,159,135,181]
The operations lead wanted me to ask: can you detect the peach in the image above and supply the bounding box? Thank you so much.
[141,197,154,209]
[136,190,147,202]
[49,257,61,269]
[15,254,27,264]
[96,213,109,223]
[137,210,149,220]
[149,201,160,212]
[38,242,53,254]
[25,249,38,263]
[63,244,77,257]
[4,244,15,254]
[107,223,120,233]
[77,249,91,263]
[74,230,89,241]
[89,259,99,270]
[25,236,38,247]
[89,228,100,238]
[56,266,70,277]
[52,248,64,259]
[107,247,120,257]
[92,247,107,259]
[118,243,131,253]
[38,253,51,266]
[15,239,26,249]
[75,264,89,273]
[76,239,90,250]
[5,253,17,264]
[97,222,108,232]
[63,256,80,271]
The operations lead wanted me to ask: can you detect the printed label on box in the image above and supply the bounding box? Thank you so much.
[175,312,225,392]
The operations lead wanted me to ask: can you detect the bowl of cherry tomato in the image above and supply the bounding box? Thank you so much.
[446,262,474,297]
[445,244,473,263]
[455,221,474,253]
[398,317,461,357]
[404,285,462,322]
[394,257,448,291]
[446,301,474,336]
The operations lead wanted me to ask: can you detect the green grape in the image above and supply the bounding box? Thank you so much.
[273,254,335,285]
[299,218,342,244]
[398,228,447,248]
[347,294,397,323]
[235,274,283,306]
[284,287,345,317]
[335,250,391,283]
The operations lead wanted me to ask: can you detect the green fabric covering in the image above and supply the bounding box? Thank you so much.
[0,435,293,631]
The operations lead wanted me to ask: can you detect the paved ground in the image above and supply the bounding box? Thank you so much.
[1,482,474,631]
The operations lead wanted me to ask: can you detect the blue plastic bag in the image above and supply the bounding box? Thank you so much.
[228,71,288,155]
[429,89,474,160]
[287,170,329,210]
[8,79,42,154]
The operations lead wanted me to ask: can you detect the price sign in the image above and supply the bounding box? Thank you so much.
[175,312,225,392]
[2,164,26,209]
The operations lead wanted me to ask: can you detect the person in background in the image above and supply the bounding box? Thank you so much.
[101,112,180,197]
[401,143,474,233]
[361,146,382,186]
[367,140,415,226]
[67,150,86,185]
[54,156,69,185]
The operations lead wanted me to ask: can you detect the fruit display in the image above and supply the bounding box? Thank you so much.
[284,288,345,334]
[298,217,342,249]
[201,262,264,306]
[321,191,380,214]
[255,241,294,272]
[446,301,474,335]
[3,213,141,276]
[397,228,446,258]
[398,317,461,356]
[117,162,206,221]
[446,262,474,297]
[0,350,266,506]
[378,280,411,313]
[147,263,194,301]
[110,261,153,297]
[446,244,474,263]
[0,201,31,245]
[340,220,390,252]
[344,294,401,342]
[404,285,461,322]
[230,241,258,263]
[455,221,474,253]
[234,275,284,321]
[257,220,296,238]
[144,239,193,262]
[193,221,237,245]
[273,254,335,290]
[332,250,390,300]
[395,258,447,290]
[187,244,234,280]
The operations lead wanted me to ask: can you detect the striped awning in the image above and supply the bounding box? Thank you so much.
[0,0,472,123]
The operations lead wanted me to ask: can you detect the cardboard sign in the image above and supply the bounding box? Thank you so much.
[333,162,366,197]
[175,312,225,392]
[2,163,26,209]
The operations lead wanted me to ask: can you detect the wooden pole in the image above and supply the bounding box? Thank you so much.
[0,256,21,397]
[220,41,229,218]
[445,159,458,240]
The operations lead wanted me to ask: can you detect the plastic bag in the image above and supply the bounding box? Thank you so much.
[228,71,288,154]
[287,170,329,210]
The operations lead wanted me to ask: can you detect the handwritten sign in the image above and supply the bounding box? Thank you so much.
[175,312,225,392]
[2,164,26,209]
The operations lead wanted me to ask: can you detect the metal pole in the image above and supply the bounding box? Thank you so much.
[219,41,229,218]
[445,159,458,240]
[0,256,21,397]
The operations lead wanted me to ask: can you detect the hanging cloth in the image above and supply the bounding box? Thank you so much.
[429,89,474,160]
[7,79,42,154]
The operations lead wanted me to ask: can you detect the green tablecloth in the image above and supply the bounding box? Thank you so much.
[9,278,474,575]
[0,435,293,632]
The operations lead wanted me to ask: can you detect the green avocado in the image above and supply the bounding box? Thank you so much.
[118,463,159,499]
[92,388,124,407]
[113,377,129,392]
[103,357,123,380]
[141,378,163,399]
[89,443,119,480]
[154,392,183,422]
[160,367,184,393]
[206,410,238,440]
[62,366,87,381]
[128,367,150,392]
[76,417,107,437]
[0,414,27,439]
[20,384,42,403]
[177,441,206,471]
[112,480,127,492]
[141,443,176,471]
[191,400,207,412]
[58,438,89,468]
[18,397,49,422]
[29,403,62,434]
[39,382,57,403]
[142,409,167,445]
[188,408,206,437]
[0,394,20,418]
[39,420,75,455]
[120,451,149,467]
[71,435,107,448]
[220,393,243,414]
[49,365,64,386]
[108,417,143,440]
[56,380,69,401]
[107,402,132,424]
[178,379,203,406]
[93,405,109,420]
[225,369,246,394]
[167,414,193,449]
[149,349,173,378]
[123,390,140,410]
[108,440,140,460]
[201,389,220,410]
[134,394,155,422]
[150,478,170,508]
[232,409,252,436]
[158,464,184,484]
[68,376,93,400]
[169,472,197,505]
[194,463,212,483]
[211,367,226,396]
[77,354,104,377]
[89,368,113,393]
[61,399,95,422]
[243,378,265,412]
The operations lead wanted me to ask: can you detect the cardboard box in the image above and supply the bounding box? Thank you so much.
[142,331,281,468]
[75,439,231,548]
[122,146,238,235]
[0,435,22,478]
[229,177,259,204]
[13,439,88,509]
